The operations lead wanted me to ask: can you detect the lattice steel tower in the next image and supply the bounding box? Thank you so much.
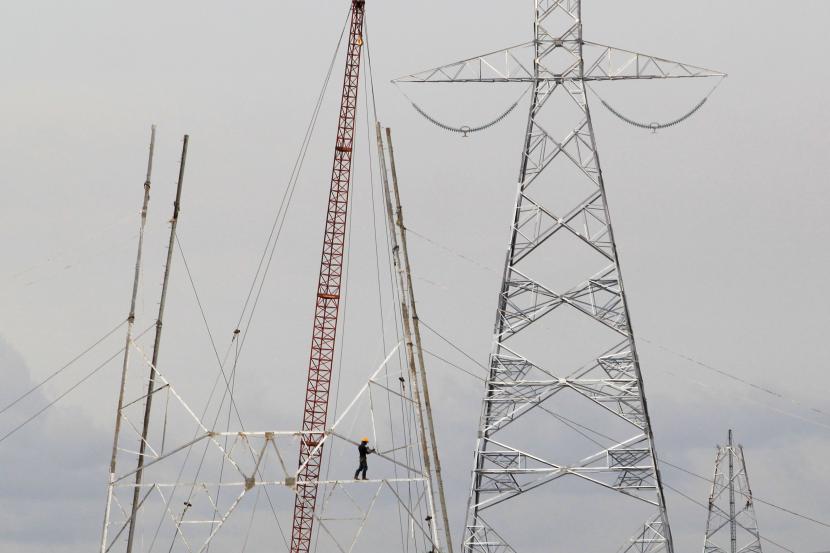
[703,430,763,553]
[396,2,725,553]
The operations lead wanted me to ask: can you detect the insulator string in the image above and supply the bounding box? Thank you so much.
[588,76,726,132]
[396,83,530,136]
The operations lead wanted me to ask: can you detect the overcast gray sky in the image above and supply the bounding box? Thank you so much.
[1,1,829,552]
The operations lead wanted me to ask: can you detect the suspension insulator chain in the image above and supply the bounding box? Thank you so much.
[590,76,725,133]
[411,99,520,137]
[599,96,708,132]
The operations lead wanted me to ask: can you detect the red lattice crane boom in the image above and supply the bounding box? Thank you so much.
[290,2,366,553]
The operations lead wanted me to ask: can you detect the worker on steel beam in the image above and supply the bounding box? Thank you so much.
[354,438,375,480]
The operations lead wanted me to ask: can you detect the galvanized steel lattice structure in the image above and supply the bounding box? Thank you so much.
[396,2,725,552]
[703,430,763,553]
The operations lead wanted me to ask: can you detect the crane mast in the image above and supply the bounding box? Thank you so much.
[289,2,365,552]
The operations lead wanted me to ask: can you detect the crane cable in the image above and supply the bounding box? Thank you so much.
[0,319,125,417]
[587,76,726,132]
[147,10,354,552]
[0,324,155,445]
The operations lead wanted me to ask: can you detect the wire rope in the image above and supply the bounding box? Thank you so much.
[423,342,611,451]
[232,16,345,359]
[205,332,242,553]
[660,460,830,530]
[418,317,830,535]
[0,319,125,416]
[0,211,137,294]
[365,16,423,551]
[176,231,272,553]
[422,327,830,547]
[363,18,388,370]
[232,10,348,339]
[422,349,484,383]
[146,11,353,552]
[207,8,353,552]
[174,235,271,552]
[408,227,830,430]
[0,324,153,445]
[223,5,351,383]
[151,331,289,553]
[408,227,499,274]
[240,485,262,553]
[640,336,829,421]
[145,23,350,545]
[418,319,489,374]
[175,234,246,427]
[146,15,352,543]
[660,480,797,553]
[168,9,352,549]
[363,18,410,550]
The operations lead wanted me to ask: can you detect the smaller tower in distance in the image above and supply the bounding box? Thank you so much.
[703,429,764,553]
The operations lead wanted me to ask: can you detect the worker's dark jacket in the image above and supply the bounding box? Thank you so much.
[358,443,371,460]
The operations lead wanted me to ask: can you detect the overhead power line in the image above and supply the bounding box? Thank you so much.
[640,337,829,420]
[660,459,830,530]
[661,479,798,553]
[407,226,829,426]
[417,316,830,534]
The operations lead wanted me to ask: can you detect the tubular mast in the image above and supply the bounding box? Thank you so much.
[289,3,366,553]
[100,126,156,553]
[125,135,189,553]
[376,122,442,550]
[729,430,737,553]
[384,126,454,553]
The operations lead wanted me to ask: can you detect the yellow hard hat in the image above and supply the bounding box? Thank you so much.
[361,437,369,443]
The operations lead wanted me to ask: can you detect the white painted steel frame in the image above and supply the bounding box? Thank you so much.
[100,341,441,553]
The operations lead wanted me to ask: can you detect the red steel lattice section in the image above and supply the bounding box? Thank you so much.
[290,2,365,553]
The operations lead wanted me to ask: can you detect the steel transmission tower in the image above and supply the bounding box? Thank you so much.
[396,2,725,553]
[703,430,763,553]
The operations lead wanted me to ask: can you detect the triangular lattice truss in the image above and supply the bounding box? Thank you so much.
[100,341,440,553]
[395,2,725,553]
[703,430,764,553]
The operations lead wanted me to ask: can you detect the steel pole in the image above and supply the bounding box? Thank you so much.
[385,126,454,553]
[126,134,189,553]
[100,125,156,553]
[376,123,440,548]
[729,429,737,553]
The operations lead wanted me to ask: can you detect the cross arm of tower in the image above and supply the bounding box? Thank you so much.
[393,41,724,83]
[393,41,535,83]
[582,42,726,80]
